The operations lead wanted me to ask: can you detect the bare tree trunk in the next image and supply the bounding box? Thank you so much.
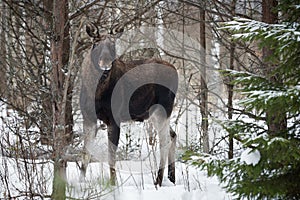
[50,0,71,199]
[228,0,236,159]
[262,0,287,136]
[200,5,209,154]
[38,0,54,145]
[227,43,235,159]
[0,1,7,96]
[181,4,189,148]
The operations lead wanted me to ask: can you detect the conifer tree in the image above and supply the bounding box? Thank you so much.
[187,1,300,199]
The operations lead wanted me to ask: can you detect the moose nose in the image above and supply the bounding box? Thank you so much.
[99,60,112,70]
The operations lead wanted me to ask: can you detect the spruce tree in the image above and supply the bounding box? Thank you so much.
[186,1,300,199]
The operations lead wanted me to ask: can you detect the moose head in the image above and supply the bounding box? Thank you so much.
[86,23,123,71]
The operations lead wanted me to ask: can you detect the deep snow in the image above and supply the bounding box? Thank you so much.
[0,100,232,199]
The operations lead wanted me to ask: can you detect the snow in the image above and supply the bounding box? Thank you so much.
[66,161,231,200]
[222,17,300,45]
[239,85,300,107]
[0,158,232,199]
[0,103,232,199]
[267,137,288,146]
[240,148,260,166]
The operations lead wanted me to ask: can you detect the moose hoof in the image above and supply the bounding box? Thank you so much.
[168,173,175,184]
[155,169,164,186]
[154,178,162,187]
[168,165,175,184]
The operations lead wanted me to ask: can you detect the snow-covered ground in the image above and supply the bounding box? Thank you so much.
[0,124,232,199]
[0,157,231,199]
[66,159,232,200]
[0,101,232,199]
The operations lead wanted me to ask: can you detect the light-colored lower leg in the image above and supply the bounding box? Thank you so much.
[107,123,120,185]
[80,120,97,180]
[149,105,171,186]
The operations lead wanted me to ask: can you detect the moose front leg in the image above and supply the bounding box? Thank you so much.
[80,119,97,181]
[107,122,120,185]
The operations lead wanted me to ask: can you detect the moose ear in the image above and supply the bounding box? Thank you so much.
[111,26,124,38]
[86,22,99,38]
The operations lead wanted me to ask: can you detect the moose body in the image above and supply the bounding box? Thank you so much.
[80,23,178,186]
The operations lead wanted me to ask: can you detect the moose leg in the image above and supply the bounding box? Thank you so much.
[156,118,171,186]
[80,119,97,180]
[107,122,120,185]
[168,128,176,184]
[150,105,171,186]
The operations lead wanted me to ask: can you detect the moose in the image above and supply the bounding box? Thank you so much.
[79,22,178,186]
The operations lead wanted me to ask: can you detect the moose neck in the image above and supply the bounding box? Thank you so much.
[99,69,111,83]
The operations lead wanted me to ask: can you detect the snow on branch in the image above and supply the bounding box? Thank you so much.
[220,17,300,44]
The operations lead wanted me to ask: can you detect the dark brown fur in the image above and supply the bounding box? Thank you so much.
[80,23,178,186]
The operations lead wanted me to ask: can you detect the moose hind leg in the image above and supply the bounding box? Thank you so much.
[150,105,171,186]
[168,128,176,184]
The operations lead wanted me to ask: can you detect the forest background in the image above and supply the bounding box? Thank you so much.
[0,0,299,199]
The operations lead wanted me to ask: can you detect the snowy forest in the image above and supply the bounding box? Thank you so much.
[0,0,299,199]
